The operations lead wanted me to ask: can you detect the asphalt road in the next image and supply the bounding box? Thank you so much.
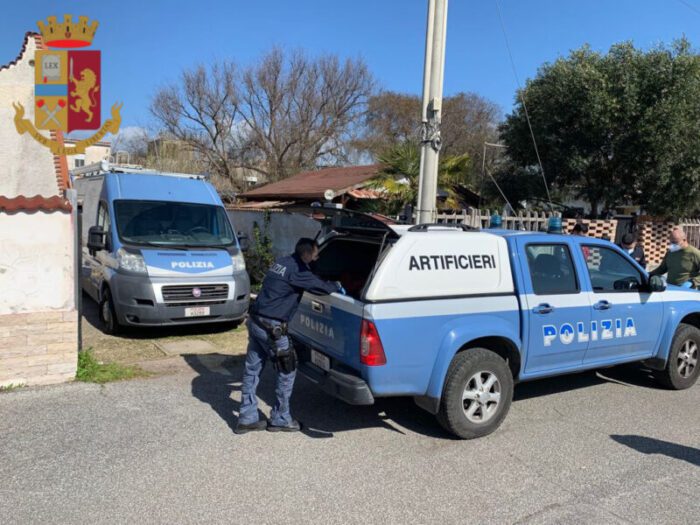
[1,357,698,524]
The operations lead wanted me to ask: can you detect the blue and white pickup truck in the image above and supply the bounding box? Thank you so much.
[289,210,700,439]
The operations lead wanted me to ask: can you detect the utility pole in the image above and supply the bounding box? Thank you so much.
[416,0,448,224]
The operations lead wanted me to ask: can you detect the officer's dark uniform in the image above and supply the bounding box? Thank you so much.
[238,253,340,430]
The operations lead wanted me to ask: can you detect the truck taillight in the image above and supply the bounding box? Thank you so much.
[360,320,386,366]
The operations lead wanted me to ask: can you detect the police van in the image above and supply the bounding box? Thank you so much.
[289,209,700,439]
[74,162,250,334]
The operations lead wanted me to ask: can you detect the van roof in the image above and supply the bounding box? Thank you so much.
[104,172,221,205]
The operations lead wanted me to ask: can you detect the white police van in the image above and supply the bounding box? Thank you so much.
[289,209,700,439]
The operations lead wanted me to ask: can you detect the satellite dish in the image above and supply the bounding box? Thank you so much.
[324,189,335,201]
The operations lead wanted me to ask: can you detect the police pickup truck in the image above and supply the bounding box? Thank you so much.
[289,209,700,439]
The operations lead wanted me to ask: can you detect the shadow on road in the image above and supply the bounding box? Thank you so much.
[184,353,671,440]
[183,352,454,439]
[514,363,662,402]
[610,434,700,467]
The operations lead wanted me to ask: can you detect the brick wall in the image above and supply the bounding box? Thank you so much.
[0,310,77,387]
[563,218,618,239]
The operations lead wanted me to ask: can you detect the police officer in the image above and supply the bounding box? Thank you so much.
[235,238,343,434]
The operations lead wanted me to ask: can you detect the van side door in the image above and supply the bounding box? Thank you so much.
[517,240,591,376]
[86,201,112,297]
[579,244,664,364]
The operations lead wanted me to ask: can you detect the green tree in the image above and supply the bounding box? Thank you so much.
[367,142,472,215]
[500,39,700,217]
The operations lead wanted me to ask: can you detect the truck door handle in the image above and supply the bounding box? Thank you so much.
[594,300,612,310]
[533,303,554,314]
[311,301,323,313]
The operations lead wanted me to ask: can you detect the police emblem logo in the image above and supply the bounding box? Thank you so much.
[12,15,122,155]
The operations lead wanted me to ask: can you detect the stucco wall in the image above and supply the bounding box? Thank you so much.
[228,210,321,258]
[0,211,75,314]
[0,35,58,197]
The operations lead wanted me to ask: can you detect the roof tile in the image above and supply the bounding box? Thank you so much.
[0,195,72,213]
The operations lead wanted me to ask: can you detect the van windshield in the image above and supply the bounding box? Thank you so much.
[114,200,235,247]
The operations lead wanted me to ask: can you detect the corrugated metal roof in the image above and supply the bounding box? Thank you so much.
[241,164,381,200]
[227,200,294,210]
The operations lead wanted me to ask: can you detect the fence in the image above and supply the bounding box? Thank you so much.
[638,218,700,267]
[433,209,618,238]
[434,209,700,267]
[230,205,700,269]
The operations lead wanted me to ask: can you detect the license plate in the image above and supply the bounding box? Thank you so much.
[310,349,330,371]
[185,306,210,317]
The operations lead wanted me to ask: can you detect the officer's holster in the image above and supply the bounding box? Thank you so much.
[251,315,297,374]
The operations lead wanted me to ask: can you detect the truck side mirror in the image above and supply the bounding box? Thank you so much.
[237,232,250,252]
[648,275,666,293]
[87,226,106,254]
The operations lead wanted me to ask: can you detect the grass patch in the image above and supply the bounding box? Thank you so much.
[0,383,25,393]
[76,349,148,384]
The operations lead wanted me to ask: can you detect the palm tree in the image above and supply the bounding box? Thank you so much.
[368,141,472,214]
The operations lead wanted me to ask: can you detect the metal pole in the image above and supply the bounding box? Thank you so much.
[417,0,448,224]
[66,189,82,353]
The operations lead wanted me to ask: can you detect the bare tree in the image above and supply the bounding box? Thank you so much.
[110,126,151,164]
[150,49,374,188]
[151,62,241,182]
[356,90,502,175]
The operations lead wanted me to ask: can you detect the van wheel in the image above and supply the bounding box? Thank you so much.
[655,323,700,390]
[437,348,513,439]
[99,288,120,335]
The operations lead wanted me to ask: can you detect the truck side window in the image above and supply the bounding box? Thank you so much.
[583,245,643,292]
[526,244,579,295]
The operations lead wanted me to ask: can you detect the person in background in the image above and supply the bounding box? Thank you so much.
[619,233,647,269]
[650,227,700,288]
[571,223,589,236]
[572,223,591,260]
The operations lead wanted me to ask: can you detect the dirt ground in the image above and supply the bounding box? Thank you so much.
[81,293,249,366]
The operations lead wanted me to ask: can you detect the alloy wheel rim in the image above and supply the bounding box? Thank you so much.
[462,371,501,424]
[678,340,698,379]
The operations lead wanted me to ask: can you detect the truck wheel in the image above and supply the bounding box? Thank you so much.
[437,348,513,439]
[99,288,120,336]
[655,323,700,390]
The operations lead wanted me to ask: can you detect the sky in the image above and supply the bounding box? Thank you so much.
[3,0,700,134]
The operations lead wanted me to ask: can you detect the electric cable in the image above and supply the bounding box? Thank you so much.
[494,0,554,209]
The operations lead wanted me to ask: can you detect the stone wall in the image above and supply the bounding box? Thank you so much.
[0,311,77,387]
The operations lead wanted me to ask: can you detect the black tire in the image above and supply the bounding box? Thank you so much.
[655,323,700,390]
[437,348,514,439]
[99,288,120,336]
